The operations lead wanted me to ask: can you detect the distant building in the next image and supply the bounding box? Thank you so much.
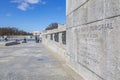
[33,31,40,36]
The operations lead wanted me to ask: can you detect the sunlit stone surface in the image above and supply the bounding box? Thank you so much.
[0,42,83,80]
[66,0,120,80]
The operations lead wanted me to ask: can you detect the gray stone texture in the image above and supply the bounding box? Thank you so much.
[66,0,120,80]
[42,24,67,59]
[67,0,120,28]
[0,42,84,80]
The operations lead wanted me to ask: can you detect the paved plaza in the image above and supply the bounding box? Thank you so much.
[0,42,83,80]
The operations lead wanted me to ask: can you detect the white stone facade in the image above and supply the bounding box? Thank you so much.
[66,0,120,80]
[33,31,40,36]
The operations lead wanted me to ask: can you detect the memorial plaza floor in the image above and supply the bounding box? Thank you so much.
[0,42,84,80]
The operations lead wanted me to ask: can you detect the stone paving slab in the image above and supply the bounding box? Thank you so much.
[0,42,84,80]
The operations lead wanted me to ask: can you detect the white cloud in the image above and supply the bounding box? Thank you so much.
[17,2,29,11]
[11,0,40,4]
[26,0,40,4]
[11,0,46,11]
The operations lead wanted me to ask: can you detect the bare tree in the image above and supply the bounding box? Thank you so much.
[45,23,58,30]
[0,27,32,36]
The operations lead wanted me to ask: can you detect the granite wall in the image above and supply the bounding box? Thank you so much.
[42,24,66,58]
[66,0,120,80]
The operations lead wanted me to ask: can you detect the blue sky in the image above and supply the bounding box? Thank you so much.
[0,0,66,32]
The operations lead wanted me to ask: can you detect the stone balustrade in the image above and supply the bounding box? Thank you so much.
[42,24,67,58]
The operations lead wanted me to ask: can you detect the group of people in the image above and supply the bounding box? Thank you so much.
[35,36,42,43]
[3,36,42,43]
[23,36,42,43]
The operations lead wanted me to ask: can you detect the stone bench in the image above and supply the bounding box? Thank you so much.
[5,41,20,46]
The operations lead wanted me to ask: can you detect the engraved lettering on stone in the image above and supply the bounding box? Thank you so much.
[80,23,113,32]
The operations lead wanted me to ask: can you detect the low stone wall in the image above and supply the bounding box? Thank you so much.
[5,41,20,46]
[42,24,67,58]
[0,41,20,46]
